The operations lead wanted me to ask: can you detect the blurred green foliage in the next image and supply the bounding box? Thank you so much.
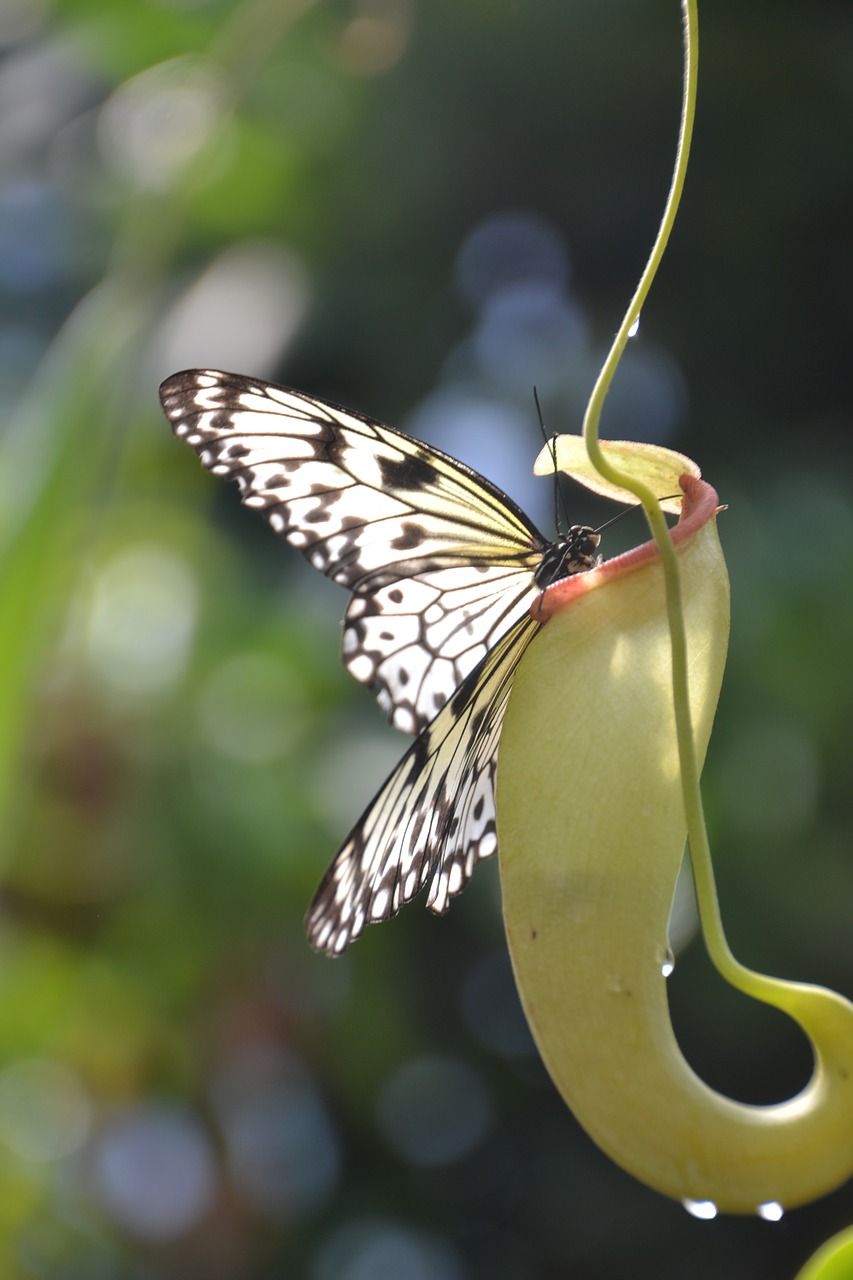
[0,0,851,1276]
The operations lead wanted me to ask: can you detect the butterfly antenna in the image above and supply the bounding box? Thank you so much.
[533,387,571,538]
[592,494,682,536]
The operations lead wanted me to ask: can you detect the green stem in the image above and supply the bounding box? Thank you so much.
[583,0,697,496]
[580,0,783,1002]
[578,1,838,1025]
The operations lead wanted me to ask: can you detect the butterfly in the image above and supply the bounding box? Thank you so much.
[159,369,602,954]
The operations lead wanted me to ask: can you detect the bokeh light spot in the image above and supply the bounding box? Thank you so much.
[456,210,569,309]
[335,0,414,76]
[93,1102,217,1240]
[0,1058,92,1162]
[375,1054,493,1167]
[98,56,225,192]
[84,544,198,697]
[212,1047,339,1218]
[317,1219,465,1280]
[157,239,309,377]
[472,281,589,396]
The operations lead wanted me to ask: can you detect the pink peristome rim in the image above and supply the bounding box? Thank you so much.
[535,473,722,623]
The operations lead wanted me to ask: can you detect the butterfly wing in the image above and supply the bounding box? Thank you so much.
[343,563,542,733]
[160,368,548,733]
[305,613,539,954]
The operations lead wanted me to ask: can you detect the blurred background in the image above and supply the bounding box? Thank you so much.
[0,0,851,1275]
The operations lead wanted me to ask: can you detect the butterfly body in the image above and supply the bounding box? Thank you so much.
[160,368,600,953]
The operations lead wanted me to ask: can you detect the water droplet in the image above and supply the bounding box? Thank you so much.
[682,1198,718,1220]
[628,316,640,338]
[758,1201,784,1222]
[661,947,675,978]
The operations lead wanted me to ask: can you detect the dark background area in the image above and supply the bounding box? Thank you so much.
[0,0,851,1275]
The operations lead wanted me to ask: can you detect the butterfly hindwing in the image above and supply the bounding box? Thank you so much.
[305,615,539,954]
[343,563,540,733]
[160,368,549,735]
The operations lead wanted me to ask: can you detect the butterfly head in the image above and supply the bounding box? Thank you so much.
[534,525,600,589]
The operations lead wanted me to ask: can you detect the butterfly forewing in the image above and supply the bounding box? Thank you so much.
[160,368,549,734]
[305,614,539,954]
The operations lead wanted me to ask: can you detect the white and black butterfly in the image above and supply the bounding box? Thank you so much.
[160,369,601,955]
